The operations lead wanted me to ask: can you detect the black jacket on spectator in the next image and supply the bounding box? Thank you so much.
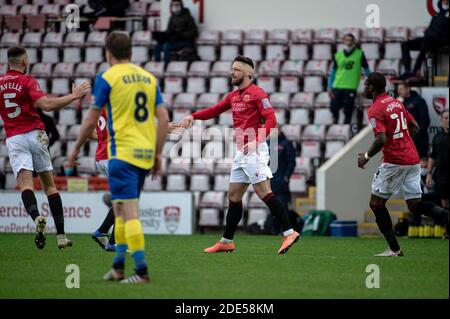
[268,133,296,194]
[166,7,198,44]
[403,90,430,158]
[425,1,449,41]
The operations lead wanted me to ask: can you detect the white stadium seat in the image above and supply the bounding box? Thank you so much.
[166,174,187,191]
[290,92,314,108]
[199,208,221,226]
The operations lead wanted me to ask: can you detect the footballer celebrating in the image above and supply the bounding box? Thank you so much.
[180,56,300,255]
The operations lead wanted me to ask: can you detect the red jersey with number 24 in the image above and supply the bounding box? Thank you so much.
[95,108,108,161]
[0,70,46,138]
[367,93,419,165]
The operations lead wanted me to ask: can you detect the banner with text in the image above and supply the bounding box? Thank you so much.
[0,192,193,235]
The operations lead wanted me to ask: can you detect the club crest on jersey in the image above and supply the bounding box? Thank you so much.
[262,98,272,109]
[243,94,251,102]
[432,96,446,114]
[164,206,180,234]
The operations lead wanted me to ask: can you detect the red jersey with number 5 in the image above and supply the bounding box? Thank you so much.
[0,70,46,138]
[96,108,108,161]
[367,93,419,165]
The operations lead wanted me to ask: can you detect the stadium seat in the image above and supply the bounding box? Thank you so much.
[214,160,233,174]
[173,93,196,109]
[291,28,313,44]
[58,109,77,125]
[188,61,211,77]
[196,93,220,109]
[326,124,351,142]
[338,27,361,42]
[201,141,223,163]
[167,158,191,174]
[200,191,225,209]
[269,92,290,109]
[384,43,402,59]
[165,61,188,77]
[41,48,59,64]
[0,5,17,16]
[77,156,96,176]
[280,60,304,76]
[164,77,183,94]
[160,93,173,108]
[361,43,380,60]
[247,208,268,225]
[0,63,6,75]
[267,29,290,44]
[4,158,13,173]
[313,109,334,125]
[280,76,299,93]
[35,78,48,93]
[190,174,210,192]
[275,109,287,125]
[86,31,107,46]
[290,92,314,108]
[186,77,206,94]
[248,192,266,208]
[289,174,307,193]
[1,33,20,47]
[147,1,161,16]
[66,124,81,140]
[197,45,217,61]
[314,91,331,108]
[304,60,329,76]
[24,48,38,64]
[213,174,229,191]
[312,44,332,60]
[289,44,309,61]
[257,76,276,94]
[221,30,243,45]
[313,28,337,43]
[49,141,63,158]
[303,76,324,93]
[244,29,266,44]
[85,47,104,63]
[0,143,9,157]
[294,157,312,178]
[74,62,97,78]
[220,45,239,61]
[132,30,152,46]
[361,27,384,43]
[97,62,110,74]
[0,156,5,174]
[21,32,42,48]
[290,109,310,125]
[302,124,326,141]
[376,59,400,76]
[31,63,52,78]
[5,173,17,190]
[210,61,232,77]
[172,109,191,124]
[258,60,280,77]
[210,77,229,94]
[42,32,63,47]
[218,110,233,126]
[199,208,221,226]
[197,30,220,46]
[385,26,409,42]
[166,174,187,191]
[143,175,163,191]
[266,44,285,60]
[51,78,70,95]
[301,140,321,158]
[191,161,214,175]
[40,4,60,17]
[131,46,149,64]
[53,63,75,78]
[281,124,302,142]
[325,141,345,159]
[410,26,426,39]
[19,4,39,16]
[243,44,263,61]
[64,32,86,47]
[144,61,165,78]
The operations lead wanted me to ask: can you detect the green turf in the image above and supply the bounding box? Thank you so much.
[0,233,448,299]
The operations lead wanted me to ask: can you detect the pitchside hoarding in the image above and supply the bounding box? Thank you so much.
[0,192,194,235]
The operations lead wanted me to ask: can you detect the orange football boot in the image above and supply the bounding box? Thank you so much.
[204,241,235,253]
[277,231,300,255]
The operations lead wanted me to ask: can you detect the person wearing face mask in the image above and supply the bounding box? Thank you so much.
[327,33,371,125]
[400,0,449,80]
[152,0,198,65]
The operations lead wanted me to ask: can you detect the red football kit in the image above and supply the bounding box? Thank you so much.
[95,108,108,161]
[367,93,420,165]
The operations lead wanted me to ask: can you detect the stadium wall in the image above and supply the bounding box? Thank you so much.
[316,125,382,222]
[161,0,433,30]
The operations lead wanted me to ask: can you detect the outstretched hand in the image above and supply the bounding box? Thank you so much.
[72,82,91,99]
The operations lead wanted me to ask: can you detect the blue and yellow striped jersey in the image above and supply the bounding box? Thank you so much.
[90,63,164,170]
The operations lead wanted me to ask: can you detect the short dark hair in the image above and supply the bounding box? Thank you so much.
[105,32,132,60]
[343,33,355,41]
[367,72,386,92]
[233,55,254,69]
[7,46,27,64]
[398,81,410,89]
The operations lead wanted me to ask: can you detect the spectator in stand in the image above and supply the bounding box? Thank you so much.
[152,0,198,65]
[400,0,449,80]
[397,82,430,161]
[328,33,371,124]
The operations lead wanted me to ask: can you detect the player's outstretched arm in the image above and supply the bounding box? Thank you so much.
[66,108,101,168]
[152,106,170,178]
[179,98,231,128]
[357,132,387,169]
[35,82,91,112]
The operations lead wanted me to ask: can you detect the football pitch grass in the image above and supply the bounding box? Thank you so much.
[0,234,448,299]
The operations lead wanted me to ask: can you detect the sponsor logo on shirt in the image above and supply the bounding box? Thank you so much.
[262,98,272,109]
